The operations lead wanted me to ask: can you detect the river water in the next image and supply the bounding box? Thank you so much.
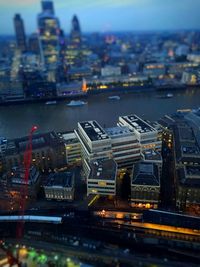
[0,88,200,138]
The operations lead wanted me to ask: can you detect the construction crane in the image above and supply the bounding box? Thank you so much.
[16,126,38,239]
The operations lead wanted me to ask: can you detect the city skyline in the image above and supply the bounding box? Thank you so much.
[0,0,200,35]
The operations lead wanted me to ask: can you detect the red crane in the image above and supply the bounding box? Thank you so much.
[16,126,38,239]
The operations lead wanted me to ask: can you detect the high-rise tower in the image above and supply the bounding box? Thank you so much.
[14,14,27,52]
[38,0,60,68]
[70,15,81,45]
[41,0,54,15]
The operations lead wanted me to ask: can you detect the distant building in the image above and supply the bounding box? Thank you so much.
[167,62,199,78]
[70,15,81,45]
[87,159,117,196]
[61,132,81,166]
[0,137,7,154]
[41,0,54,14]
[68,67,92,81]
[28,33,40,54]
[143,63,165,78]
[187,53,200,63]
[14,14,26,52]
[43,171,74,201]
[38,1,60,68]
[181,70,199,85]
[131,162,160,209]
[101,65,121,77]
[0,80,24,101]
[175,45,189,57]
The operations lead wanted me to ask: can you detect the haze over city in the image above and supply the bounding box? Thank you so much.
[1,0,200,34]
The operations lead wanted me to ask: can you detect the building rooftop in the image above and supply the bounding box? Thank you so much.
[132,162,159,186]
[105,126,133,138]
[89,159,117,181]
[79,121,110,141]
[120,115,156,134]
[9,166,40,185]
[178,166,200,187]
[143,150,162,162]
[61,131,79,144]
[5,131,63,156]
[45,172,74,188]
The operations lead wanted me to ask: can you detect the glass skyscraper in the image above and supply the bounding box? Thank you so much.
[14,14,27,52]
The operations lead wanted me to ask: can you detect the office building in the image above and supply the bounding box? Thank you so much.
[70,15,81,45]
[38,1,60,67]
[119,114,162,152]
[61,132,81,166]
[87,159,117,196]
[105,126,140,169]
[181,70,199,85]
[28,33,40,54]
[101,65,121,77]
[44,171,74,201]
[4,131,66,172]
[131,162,160,209]
[14,14,26,52]
[41,0,54,14]
[159,110,200,210]
[75,121,112,178]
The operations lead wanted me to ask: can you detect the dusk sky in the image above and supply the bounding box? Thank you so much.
[0,0,200,35]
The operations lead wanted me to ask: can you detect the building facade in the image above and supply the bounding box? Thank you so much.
[14,14,26,52]
[131,162,160,209]
[75,121,112,178]
[87,159,117,196]
[105,126,141,169]
[119,114,162,152]
[61,132,81,166]
[4,132,66,172]
[44,171,74,201]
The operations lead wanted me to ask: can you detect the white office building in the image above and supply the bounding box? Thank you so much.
[87,159,117,196]
[118,114,162,152]
[75,121,112,178]
[62,132,81,165]
[105,126,141,169]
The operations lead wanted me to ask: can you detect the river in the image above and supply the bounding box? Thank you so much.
[0,88,200,138]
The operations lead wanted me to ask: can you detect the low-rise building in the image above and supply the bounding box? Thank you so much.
[131,162,160,209]
[61,132,81,166]
[176,166,200,209]
[142,149,162,176]
[159,110,200,210]
[87,159,117,196]
[4,131,67,172]
[44,171,75,201]
[181,70,199,85]
[101,65,121,77]
[5,166,40,199]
